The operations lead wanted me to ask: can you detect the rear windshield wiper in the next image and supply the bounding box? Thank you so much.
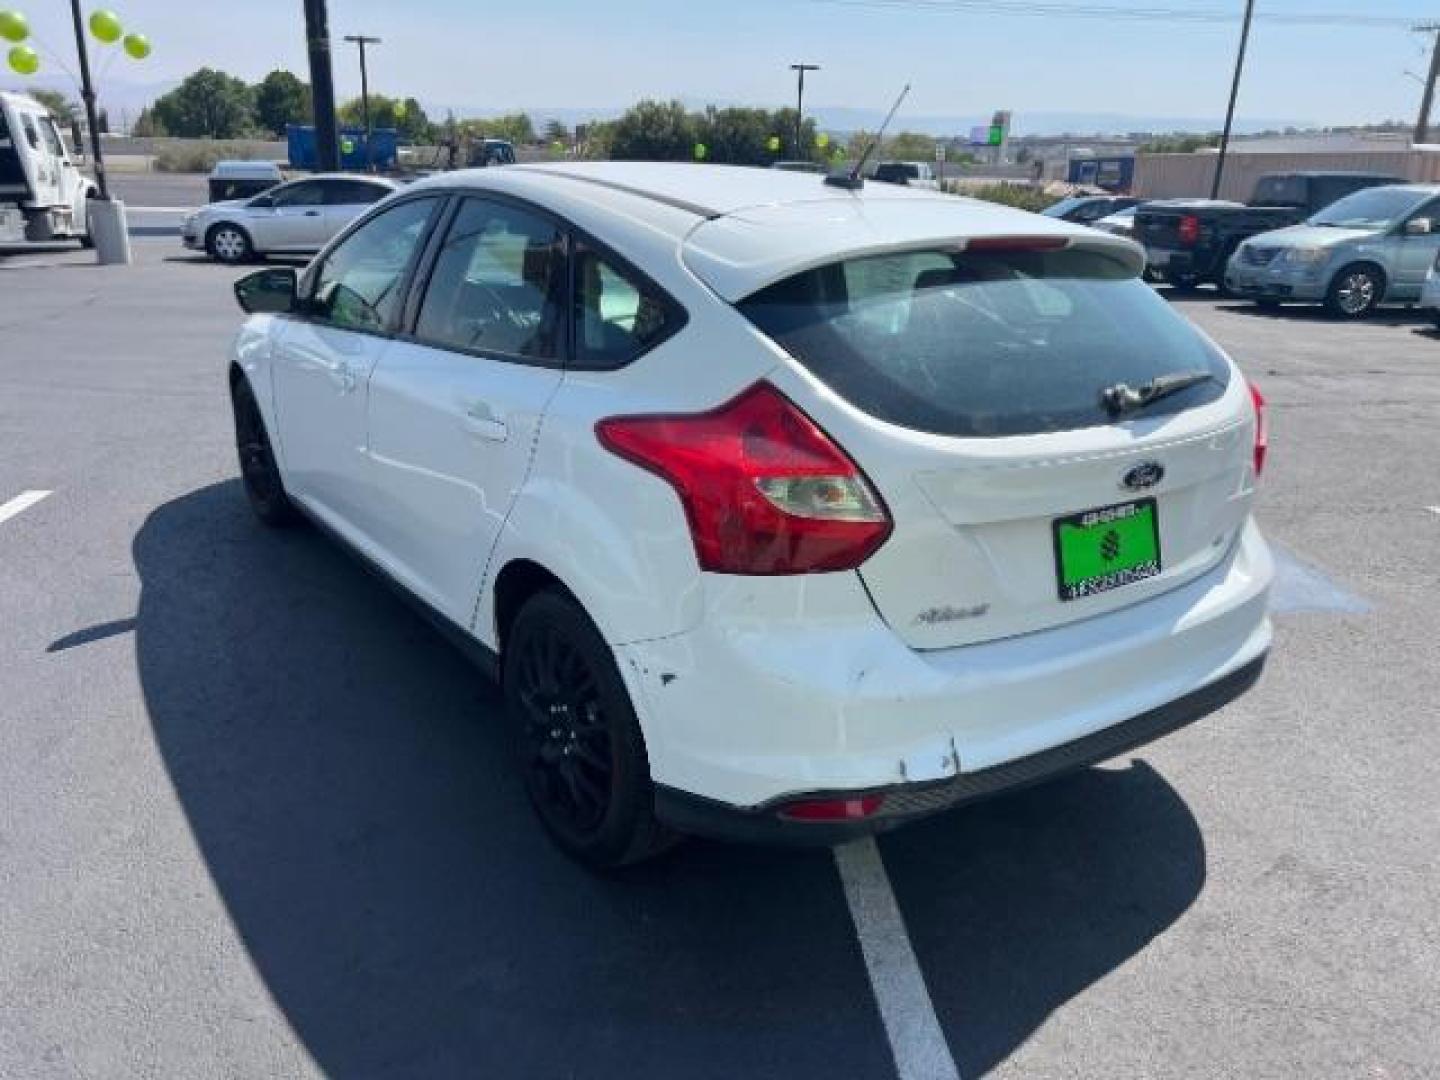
[1102,370,1216,416]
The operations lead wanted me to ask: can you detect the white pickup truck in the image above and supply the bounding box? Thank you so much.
[0,91,95,246]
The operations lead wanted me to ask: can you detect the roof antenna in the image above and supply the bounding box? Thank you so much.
[826,83,911,190]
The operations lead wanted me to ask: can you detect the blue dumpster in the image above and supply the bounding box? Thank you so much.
[287,124,399,171]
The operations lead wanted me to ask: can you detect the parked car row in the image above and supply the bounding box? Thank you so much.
[1057,170,1440,322]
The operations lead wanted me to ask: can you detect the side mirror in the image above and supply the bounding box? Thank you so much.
[234,267,298,315]
[1405,218,1433,236]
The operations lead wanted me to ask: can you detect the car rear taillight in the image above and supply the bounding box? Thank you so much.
[777,794,885,821]
[595,382,892,575]
[1249,380,1268,477]
[1178,214,1201,246]
[965,236,1070,254]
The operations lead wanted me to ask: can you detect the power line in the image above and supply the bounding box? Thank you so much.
[806,0,1425,30]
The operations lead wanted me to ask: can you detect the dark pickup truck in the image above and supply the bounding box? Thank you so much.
[1135,171,1404,289]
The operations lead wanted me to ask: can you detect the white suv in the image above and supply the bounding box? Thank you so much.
[228,163,1273,867]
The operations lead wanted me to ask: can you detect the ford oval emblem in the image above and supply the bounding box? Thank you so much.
[1121,461,1165,491]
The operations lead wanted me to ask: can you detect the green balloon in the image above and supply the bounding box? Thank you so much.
[89,9,122,44]
[0,10,29,43]
[766,135,781,152]
[692,142,707,161]
[122,32,150,59]
[7,42,38,74]
[341,138,355,154]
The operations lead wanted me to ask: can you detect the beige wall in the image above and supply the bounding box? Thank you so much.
[1135,150,1440,201]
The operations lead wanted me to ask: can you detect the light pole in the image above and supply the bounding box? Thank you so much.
[344,34,382,171]
[1210,0,1255,200]
[66,0,108,199]
[303,0,340,171]
[790,63,820,157]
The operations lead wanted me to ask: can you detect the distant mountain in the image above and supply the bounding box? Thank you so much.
[5,75,1310,140]
[437,100,1310,139]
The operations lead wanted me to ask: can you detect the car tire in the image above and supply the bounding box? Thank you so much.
[503,588,676,869]
[207,223,254,265]
[230,375,299,527]
[1325,263,1384,319]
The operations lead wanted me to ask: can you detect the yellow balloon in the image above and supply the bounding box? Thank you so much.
[0,10,29,43]
[7,42,37,74]
[122,32,149,59]
[393,100,407,119]
[88,9,122,44]
[766,135,781,152]
[816,132,830,148]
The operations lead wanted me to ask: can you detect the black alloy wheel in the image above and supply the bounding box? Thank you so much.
[503,589,673,868]
[231,377,298,527]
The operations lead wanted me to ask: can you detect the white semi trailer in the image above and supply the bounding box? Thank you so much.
[0,91,96,245]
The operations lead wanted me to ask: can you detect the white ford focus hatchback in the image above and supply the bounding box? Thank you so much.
[228,163,1273,867]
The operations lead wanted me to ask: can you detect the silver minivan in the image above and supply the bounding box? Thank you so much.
[1225,184,1440,318]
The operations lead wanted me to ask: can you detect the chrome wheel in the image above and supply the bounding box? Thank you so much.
[209,226,250,264]
[1332,270,1379,317]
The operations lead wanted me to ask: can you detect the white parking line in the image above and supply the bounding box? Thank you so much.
[834,838,962,1080]
[0,490,51,525]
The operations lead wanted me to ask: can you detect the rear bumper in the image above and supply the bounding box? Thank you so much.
[621,518,1273,818]
[655,653,1266,845]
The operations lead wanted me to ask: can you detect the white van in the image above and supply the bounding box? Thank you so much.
[0,91,96,245]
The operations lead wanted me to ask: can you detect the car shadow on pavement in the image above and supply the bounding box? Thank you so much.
[131,481,1205,1079]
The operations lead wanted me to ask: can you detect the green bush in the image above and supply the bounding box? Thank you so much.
[959,183,1059,213]
[154,142,258,173]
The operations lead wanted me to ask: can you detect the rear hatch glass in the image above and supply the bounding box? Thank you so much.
[739,246,1249,649]
[738,247,1229,439]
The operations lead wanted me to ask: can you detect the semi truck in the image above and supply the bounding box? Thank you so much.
[0,91,96,246]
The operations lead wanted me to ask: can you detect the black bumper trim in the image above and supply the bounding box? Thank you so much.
[653,653,1267,846]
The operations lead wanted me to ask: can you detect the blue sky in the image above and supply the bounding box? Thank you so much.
[8,0,1440,128]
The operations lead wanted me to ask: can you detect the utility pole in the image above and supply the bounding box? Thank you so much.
[344,34,382,171]
[1211,0,1256,200]
[66,0,108,199]
[790,63,820,157]
[1414,23,1440,144]
[303,0,341,171]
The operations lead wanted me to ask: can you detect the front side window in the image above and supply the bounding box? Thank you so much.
[309,197,439,332]
[40,118,65,158]
[414,198,565,360]
[740,247,1230,438]
[573,243,679,369]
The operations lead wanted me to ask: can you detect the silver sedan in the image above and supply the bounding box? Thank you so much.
[182,174,400,264]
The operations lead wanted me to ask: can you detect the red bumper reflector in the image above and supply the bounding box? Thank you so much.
[777,794,886,821]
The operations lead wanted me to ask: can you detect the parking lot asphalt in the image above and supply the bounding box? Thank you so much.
[1,240,1437,1079]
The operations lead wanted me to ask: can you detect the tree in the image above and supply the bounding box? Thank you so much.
[151,68,256,139]
[608,100,696,161]
[543,118,570,144]
[29,89,78,122]
[338,93,435,143]
[132,107,165,137]
[884,130,936,162]
[254,70,310,138]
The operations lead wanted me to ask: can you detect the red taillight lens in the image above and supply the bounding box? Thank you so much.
[777,794,885,821]
[596,382,892,575]
[1178,214,1201,246]
[1249,380,1268,477]
[965,235,1070,254]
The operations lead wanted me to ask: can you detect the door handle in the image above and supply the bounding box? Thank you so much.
[461,401,508,441]
[303,210,321,217]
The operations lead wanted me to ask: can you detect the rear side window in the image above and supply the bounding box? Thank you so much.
[324,179,390,206]
[1252,176,1307,206]
[572,242,681,369]
[739,248,1231,438]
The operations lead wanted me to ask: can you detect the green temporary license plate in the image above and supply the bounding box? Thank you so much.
[1053,499,1162,601]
